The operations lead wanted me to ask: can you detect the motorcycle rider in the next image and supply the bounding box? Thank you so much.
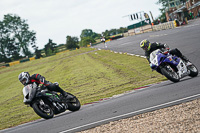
[140,39,190,73]
[18,72,73,99]
[140,39,189,63]
[101,36,107,48]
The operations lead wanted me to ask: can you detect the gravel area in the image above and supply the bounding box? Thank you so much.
[79,98,200,133]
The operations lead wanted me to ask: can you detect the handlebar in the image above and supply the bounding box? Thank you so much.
[160,48,170,55]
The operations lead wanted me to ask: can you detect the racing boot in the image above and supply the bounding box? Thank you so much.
[62,91,74,100]
[53,82,74,100]
[53,82,73,99]
[181,55,189,62]
[181,55,192,66]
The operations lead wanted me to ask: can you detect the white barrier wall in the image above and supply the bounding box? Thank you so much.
[128,25,153,36]
[126,21,177,36]
[152,21,176,31]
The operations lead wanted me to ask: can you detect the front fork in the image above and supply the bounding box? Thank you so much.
[53,102,68,110]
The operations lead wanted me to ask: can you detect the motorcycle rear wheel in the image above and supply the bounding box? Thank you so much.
[66,93,81,111]
[32,99,54,119]
[161,65,180,83]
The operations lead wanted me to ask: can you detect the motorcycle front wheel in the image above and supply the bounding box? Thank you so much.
[32,99,54,119]
[161,65,180,83]
[187,63,198,77]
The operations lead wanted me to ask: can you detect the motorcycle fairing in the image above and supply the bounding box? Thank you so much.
[176,59,188,78]
[150,49,188,78]
[23,84,36,104]
[36,91,61,102]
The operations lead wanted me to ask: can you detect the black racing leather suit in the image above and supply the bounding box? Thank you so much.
[27,74,66,95]
[145,42,183,63]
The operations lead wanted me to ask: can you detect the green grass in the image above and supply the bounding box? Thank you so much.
[0,48,166,129]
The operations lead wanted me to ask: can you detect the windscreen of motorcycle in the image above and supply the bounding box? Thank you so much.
[150,49,160,66]
[22,84,33,103]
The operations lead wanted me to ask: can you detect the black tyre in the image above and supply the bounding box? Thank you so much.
[32,99,54,119]
[66,94,81,111]
[187,63,198,77]
[161,65,180,83]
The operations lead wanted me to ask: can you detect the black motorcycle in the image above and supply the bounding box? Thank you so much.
[22,83,81,119]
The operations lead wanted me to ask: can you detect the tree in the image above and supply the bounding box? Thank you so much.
[102,27,127,39]
[118,27,128,33]
[156,0,168,8]
[0,21,9,62]
[156,0,171,23]
[45,48,53,57]
[157,0,186,12]
[44,39,57,56]
[156,0,187,23]
[66,36,79,49]
[0,14,37,62]
[80,37,95,47]
[2,14,36,57]
[0,19,21,62]
[6,37,21,60]
[80,29,100,39]
[102,30,111,40]
[80,29,101,47]
[80,29,101,40]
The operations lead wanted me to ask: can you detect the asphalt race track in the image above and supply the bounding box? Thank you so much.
[1,19,200,133]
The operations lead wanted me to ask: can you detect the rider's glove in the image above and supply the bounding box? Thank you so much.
[150,63,156,69]
[150,63,153,68]
[164,44,169,49]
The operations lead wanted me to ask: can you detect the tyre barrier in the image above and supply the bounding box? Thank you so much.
[2,48,80,68]
[1,57,36,68]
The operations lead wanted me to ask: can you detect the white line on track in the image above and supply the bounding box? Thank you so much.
[59,93,200,133]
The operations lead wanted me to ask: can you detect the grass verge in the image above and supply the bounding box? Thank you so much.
[0,48,166,129]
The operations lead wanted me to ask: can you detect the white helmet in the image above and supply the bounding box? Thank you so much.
[18,72,30,85]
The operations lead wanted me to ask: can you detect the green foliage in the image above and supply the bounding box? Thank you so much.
[44,39,57,56]
[0,20,13,62]
[78,28,128,47]
[156,0,186,15]
[66,36,79,49]
[80,29,101,39]
[156,0,168,7]
[3,14,36,56]
[155,0,171,23]
[80,29,101,46]
[80,36,95,47]
[34,49,42,59]
[46,48,53,56]
[156,0,186,23]
[0,14,36,59]
[102,27,127,39]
